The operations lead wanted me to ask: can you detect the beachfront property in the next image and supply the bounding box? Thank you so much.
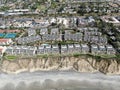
[67,44,75,54]
[6,46,37,56]
[52,45,59,54]
[106,45,116,55]
[0,0,119,58]
[4,43,117,56]
[81,44,89,54]
[74,44,81,53]
[91,44,99,54]
[98,45,107,54]
[61,45,68,54]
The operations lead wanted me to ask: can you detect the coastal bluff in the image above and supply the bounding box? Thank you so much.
[0,56,120,75]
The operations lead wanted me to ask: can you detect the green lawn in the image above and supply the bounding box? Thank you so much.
[3,53,119,61]
[100,54,117,59]
[5,55,18,61]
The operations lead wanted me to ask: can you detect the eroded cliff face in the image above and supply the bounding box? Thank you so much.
[0,56,120,74]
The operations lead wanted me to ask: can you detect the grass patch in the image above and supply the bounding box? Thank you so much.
[3,53,119,61]
[73,53,85,57]
[37,54,48,58]
[100,54,117,59]
[116,54,120,58]
[37,53,119,60]
[73,53,80,57]
[37,54,61,58]
[5,55,18,61]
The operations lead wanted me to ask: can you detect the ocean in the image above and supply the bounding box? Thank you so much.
[0,71,120,90]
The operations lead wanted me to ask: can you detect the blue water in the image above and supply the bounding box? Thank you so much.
[0,71,120,90]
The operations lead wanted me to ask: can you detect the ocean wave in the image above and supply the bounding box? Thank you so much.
[0,71,120,90]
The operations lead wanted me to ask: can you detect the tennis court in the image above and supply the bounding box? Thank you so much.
[4,33,17,38]
[0,33,5,38]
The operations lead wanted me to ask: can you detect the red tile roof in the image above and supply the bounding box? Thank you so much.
[0,48,3,52]
[0,29,20,33]
[0,39,10,42]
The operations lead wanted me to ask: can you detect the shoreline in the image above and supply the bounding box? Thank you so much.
[1,68,119,76]
[0,70,120,90]
[1,67,79,74]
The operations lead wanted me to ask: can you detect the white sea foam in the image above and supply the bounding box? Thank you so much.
[0,71,120,90]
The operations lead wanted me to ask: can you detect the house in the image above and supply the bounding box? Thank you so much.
[83,35,91,42]
[7,9,29,13]
[12,46,20,55]
[17,35,41,44]
[27,28,36,36]
[51,34,61,41]
[44,45,52,54]
[61,45,68,54]
[106,45,116,54]
[84,28,100,36]
[35,19,50,27]
[25,46,37,55]
[64,31,83,41]
[74,44,81,53]
[12,18,34,28]
[98,45,106,54]
[0,39,13,45]
[77,18,88,27]
[67,44,75,54]
[64,33,72,41]
[56,17,70,28]
[90,36,99,44]
[40,28,48,35]
[81,44,89,54]
[51,28,59,34]
[37,46,45,54]
[73,33,83,41]
[77,16,95,27]
[6,12,23,16]
[42,34,61,41]
[91,44,98,54]
[99,36,108,44]
[6,46,37,56]
[52,45,59,54]
[78,28,88,33]
[5,46,13,55]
